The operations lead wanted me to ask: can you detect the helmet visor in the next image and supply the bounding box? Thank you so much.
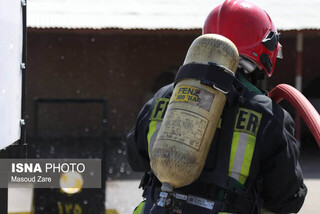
[262,31,280,51]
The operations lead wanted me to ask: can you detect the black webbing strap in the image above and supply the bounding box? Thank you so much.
[174,63,235,93]
[199,103,239,189]
[175,63,247,106]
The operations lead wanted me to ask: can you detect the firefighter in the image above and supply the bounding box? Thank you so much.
[127,0,307,213]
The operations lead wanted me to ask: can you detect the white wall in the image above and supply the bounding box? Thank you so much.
[0,0,23,149]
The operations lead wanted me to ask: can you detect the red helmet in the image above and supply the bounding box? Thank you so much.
[203,0,282,77]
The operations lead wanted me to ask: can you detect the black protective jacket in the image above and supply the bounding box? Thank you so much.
[127,75,307,213]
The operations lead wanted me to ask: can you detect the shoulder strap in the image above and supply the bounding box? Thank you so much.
[175,63,235,94]
[175,63,246,106]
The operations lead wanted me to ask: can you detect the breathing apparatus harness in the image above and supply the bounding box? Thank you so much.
[140,63,262,214]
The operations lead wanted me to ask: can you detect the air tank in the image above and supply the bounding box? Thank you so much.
[150,34,239,188]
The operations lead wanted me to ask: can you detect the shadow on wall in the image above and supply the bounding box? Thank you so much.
[144,66,178,101]
[152,66,178,93]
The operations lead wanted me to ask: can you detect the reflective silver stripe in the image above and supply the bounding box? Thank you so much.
[149,121,162,154]
[230,132,249,181]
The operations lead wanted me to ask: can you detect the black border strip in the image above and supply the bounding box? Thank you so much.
[20,0,27,147]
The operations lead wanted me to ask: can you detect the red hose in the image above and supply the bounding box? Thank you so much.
[269,84,320,148]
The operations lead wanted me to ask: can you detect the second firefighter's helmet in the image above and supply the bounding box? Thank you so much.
[203,0,282,77]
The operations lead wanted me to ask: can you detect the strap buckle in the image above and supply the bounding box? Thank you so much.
[213,84,229,94]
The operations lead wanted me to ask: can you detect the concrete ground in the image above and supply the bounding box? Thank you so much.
[8,178,319,214]
[7,141,320,214]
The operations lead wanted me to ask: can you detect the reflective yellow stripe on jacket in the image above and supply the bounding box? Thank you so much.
[229,107,262,185]
[218,213,237,214]
[147,98,169,157]
[133,201,145,214]
[147,120,161,157]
